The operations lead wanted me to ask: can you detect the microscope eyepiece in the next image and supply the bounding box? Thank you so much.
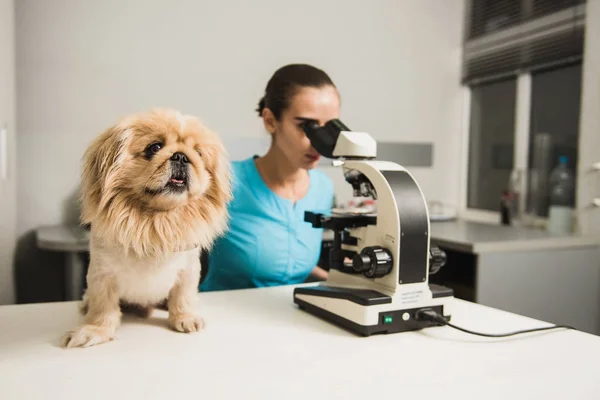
[300,119,320,136]
[325,119,350,133]
[300,119,350,159]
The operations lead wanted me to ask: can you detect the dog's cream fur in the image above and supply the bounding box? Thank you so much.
[61,108,232,348]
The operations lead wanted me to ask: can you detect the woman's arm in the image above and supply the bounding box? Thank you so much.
[309,266,329,281]
[307,178,336,283]
[309,257,353,282]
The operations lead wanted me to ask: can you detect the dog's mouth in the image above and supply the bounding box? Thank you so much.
[166,173,188,191]
[145,172,189,196]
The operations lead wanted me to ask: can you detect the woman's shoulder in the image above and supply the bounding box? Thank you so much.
[229,157,256,188]
[230,157,251,175]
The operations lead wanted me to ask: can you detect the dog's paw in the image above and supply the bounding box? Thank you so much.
[61,325,114,348]
[169,314,205,333]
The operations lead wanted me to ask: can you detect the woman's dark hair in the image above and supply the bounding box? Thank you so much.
[256,64,336,120]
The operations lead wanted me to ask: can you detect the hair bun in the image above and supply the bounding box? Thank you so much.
[256,64,335,120]
[256,96,266,117]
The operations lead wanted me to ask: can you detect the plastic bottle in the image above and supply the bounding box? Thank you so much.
[547,156,575,234]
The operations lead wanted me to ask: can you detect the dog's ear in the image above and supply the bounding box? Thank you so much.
[80,125,127,224]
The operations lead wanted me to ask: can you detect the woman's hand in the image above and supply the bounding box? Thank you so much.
[309,258,353,282]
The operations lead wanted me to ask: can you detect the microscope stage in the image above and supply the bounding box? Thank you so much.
[293,284,453,336]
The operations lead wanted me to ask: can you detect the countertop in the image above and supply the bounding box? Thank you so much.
[1,284,600,399]
[429,219,599,253]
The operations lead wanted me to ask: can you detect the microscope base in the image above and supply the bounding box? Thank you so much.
[293,284,453,336]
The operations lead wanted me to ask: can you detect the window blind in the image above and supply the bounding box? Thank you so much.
[463,0,586,84]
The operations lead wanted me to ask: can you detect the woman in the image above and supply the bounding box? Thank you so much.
[200,64,339,291]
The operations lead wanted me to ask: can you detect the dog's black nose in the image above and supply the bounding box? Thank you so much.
[170,152,189,164]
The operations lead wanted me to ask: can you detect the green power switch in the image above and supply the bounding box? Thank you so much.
[384,315,393,324]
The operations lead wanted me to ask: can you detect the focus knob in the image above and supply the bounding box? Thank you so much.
[352,246,393,278]
[429,245,447,275]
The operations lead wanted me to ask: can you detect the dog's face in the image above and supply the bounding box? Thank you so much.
[80,109,232,250]
[115,110,219,211]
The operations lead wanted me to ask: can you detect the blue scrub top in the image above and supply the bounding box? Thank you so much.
[200,156,334,292]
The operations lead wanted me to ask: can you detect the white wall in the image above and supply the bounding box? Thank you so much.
[15,0,465,236]
[577,0,600,236]
[0,0,16,305]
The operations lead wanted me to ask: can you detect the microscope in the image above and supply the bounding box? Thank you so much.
[293,119,454,336]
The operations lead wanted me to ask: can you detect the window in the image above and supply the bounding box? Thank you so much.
[526,63,582,217]
[466,0,586,40]
[531,0,586,19]
[461,0,585,220]
[467,0,522,39]
[467,79,517,212]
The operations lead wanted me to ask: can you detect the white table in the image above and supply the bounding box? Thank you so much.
[1,284,599,399]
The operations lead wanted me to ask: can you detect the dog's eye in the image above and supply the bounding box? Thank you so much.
[149,143,162,153]
[145,142,163,158]
[195,148,202,157]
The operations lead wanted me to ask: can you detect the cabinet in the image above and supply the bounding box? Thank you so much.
[429,220,600,335]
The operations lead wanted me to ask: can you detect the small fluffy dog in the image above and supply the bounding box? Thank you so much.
[62,108,232,348]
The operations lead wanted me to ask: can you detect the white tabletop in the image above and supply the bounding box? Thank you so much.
[36,225,90,252]
[1,284,599,399]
